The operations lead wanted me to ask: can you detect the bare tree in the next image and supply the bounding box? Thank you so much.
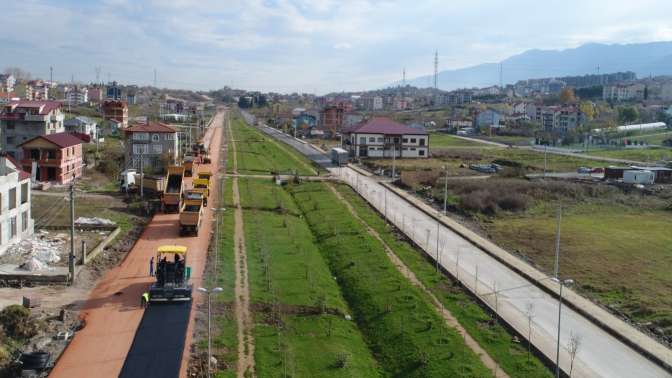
[3,67,31,81]
[525,302,535,363]
[566,332,582,377]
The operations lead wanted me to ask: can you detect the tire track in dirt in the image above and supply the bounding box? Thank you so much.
[229,114,256,377]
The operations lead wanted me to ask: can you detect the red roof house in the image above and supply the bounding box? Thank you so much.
[18,132,83,184]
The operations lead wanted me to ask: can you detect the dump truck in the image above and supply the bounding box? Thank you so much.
[119,170,165,197]
[191,179,210,206]
[149,245,192,302]
[162,165,184,213]
[179,196,203,236]
[183,156,195,177]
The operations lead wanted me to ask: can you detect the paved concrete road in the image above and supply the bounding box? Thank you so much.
[336,168,669,378]
[260,123,671,378]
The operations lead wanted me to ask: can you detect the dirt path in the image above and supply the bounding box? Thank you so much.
[229,114,256,377]
[328,183,510,378]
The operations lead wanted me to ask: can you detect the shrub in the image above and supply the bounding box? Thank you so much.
[460,190,497,215]
[497,193,529,212]
[334,353,349,368]
[0,305,38,339]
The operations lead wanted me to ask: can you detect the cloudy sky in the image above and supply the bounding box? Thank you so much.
[2,0,672,93]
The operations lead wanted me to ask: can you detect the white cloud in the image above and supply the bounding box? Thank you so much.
[3,0,672,93]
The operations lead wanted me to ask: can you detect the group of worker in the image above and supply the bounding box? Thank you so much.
[141,254,186,308]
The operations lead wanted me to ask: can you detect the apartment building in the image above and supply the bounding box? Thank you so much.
[0,101,65,159]
[0,74,16,92]
[102,100,128,130]
[343,117,429,158]
[124,122,178,172]
[66,86,88,105]
[603,83,645,101]
[0,154,33,254]
[540,105,583,132]
[18,132,83,184]
[64,116,98,141]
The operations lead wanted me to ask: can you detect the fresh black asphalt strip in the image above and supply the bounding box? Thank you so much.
[119,301,192,378]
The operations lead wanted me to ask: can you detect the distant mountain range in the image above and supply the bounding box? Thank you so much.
[398,42,672,90]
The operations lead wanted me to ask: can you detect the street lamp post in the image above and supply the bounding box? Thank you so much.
[198,286,223,378]
[555,278,574,378]
[442,165,448,215]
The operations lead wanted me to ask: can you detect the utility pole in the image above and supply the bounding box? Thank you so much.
[69,179,76,284]
[433,50,439,89]
[140,149,144,198]
[391,142,396,180]
[442,165,448,215]
[554,206,562,279]
[435,222,440,272]
[544,145,548,178]
[153,68,157,88]
[50,66,53,84]
[499,63,503,88]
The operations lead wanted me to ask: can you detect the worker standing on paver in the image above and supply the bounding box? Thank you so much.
[141,292,149,308]
[149,257,154,276]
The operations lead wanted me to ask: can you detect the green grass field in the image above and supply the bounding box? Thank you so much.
[585,147,672,162]
[376,146,603,174]
[239,178,380,377]
[202,179,238,378]
[229,117,317,175]
[429,133,487,148]
[291,182,493,378]
[333,184,552,378]
[486,202,672,337]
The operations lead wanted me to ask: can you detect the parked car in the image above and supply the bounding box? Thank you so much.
[577,167,591,174]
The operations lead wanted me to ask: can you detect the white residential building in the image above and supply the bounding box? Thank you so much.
[343,117,429,158]
[0,155,33,255]
[66,86,88,105]
[603,83,645,101]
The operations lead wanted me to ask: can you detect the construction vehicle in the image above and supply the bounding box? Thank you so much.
[183,156,195,177]
[191,169,212,205]
[149,245,192,302]
[119,170,165,197]
[179,194,203,236]
[162,165,184,213]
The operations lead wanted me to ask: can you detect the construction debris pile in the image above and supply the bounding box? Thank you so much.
[74,217,116,227]
[3,231,65,272]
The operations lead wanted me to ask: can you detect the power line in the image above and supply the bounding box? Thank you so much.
[433,50,438,89]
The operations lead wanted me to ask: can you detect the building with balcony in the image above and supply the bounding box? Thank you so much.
[343,117,429,158]
[18,132,83,184]
[0,154,33,254]
[0,74,16,92]
[64,116,98,141]
[0,101,65,159]
[102,100,128,130]
[25,80,49,101]
[124,122,178,172]
[65,86,88,105]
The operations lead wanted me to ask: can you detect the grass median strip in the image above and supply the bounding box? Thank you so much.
[333,183,553,378]
[229,116,316,176]
[290,182,493,378]
[240,178,380,377]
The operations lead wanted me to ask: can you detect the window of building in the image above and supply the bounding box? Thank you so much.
[359,137,366,144]
[152,144,163,154]
[6,121,14,130]
[419,150,425,156]
[8,188,16,210]
[46,149,55,159]
[369,137,375,143]
[402,138,408,143]
[393,137,400,143]
[411,148,416,151]
[152,134,160,142]
[410,138,416,143]
[133,132,150,141]
[10,217,17,238]
[419,138,425,146]
[6,136,14,145]
[133,144,149,154]
[164,133,174,140]
[21,211,28,232]
[377,137,383,143]
[20,183,27,204]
